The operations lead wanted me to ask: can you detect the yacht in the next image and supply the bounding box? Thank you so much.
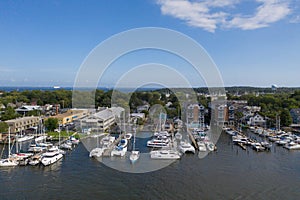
[284,141,300,150]
[147,138,170,148]
[41,147,63,166]
[179,141,195,154]
[150,149,181,160]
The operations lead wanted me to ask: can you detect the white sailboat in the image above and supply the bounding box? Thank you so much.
[129,124,140,164]
[0,127,19,167]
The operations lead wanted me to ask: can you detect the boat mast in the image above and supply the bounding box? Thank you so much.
[8,127,11,158]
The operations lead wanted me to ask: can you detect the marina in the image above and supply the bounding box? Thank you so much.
[1,129,300,199]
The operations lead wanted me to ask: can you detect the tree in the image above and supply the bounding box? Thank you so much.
[0,122,8,133]
[280,109,292,127]
[0,106,20,121]
[45,118,59,131]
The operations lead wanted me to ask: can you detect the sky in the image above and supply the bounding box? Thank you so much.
[0,0,300,88]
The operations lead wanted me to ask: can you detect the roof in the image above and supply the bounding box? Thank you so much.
[93,109,114,120]
[16,105,41,112]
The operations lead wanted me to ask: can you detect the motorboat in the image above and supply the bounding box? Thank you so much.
[197,141,207,152]
[284,141,300,150]
[261,141,272,150]
[150,149,181,160]
[252,143,265,151]
[70,136,80,145]
[28,154,42,166]
[111,139,128,157]
[179,141,195,154]
[89,148,106,158]
[125,133,133,140]
[275,139,290,146]
[60,142,72,150]
[41,148,63,166]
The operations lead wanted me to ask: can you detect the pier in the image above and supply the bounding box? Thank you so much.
[102,132,127,157]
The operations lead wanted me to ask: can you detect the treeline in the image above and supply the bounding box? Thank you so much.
[229,91,300,127]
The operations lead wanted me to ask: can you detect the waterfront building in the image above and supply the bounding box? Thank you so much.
[80,108,118,133]
[5,116,40,133]
[247,113,266,127]
[49,109,89,125]
[186,104,205,128]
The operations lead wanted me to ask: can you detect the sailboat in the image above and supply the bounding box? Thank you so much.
[0,127,19,167]
[129,123,140,164]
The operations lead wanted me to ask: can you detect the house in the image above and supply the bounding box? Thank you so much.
[16,105,42,115]
[137,104,150,113]
[290,108,300,125]
[248,113,266,126]
[5,116,40,133]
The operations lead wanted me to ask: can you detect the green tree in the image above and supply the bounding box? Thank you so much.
[0,122,8,133]
[280,109,292,127]
[0,106,20,121]
[45,118,59,131]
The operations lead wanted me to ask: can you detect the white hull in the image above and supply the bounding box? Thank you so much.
[0,159,18,167]
[41,153,63,166]
[150,149,181,160]
[129,151,140,163]
[179,141,195,154]
[16,135,34,142]
[35,135,47,142]
[89,147,106,157]
[111,146,127,157]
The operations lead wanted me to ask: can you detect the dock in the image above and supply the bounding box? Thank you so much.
[187,130,199,150]
[102,132,127,157]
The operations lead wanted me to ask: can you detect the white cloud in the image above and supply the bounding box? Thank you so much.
[156,0,293,32]
[226,0,291,30]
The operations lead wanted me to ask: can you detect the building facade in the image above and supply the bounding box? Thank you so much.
[5,116,40,133]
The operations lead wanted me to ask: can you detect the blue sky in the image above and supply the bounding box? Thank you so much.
[0,0,300,88]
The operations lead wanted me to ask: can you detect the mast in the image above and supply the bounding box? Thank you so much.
[8,127,11,158]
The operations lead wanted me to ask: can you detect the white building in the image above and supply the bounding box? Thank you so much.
[80,107,125,133]
[16,105,42,115]
[248,113,266,126]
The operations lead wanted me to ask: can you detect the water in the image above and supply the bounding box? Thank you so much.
[1,132,300,200]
